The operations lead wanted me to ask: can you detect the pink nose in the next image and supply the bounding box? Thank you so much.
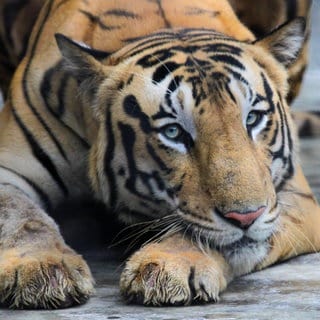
[224,206,266,228]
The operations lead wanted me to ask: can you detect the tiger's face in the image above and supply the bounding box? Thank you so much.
[57,19,304,272]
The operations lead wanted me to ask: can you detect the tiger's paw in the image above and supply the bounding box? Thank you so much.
[120,241,229,306]
[0,247,95,309]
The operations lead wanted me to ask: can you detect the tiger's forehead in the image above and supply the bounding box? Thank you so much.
[115,28,267,110]
[116,28,245,61]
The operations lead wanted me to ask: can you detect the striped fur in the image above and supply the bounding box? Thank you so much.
[0,0,319,309]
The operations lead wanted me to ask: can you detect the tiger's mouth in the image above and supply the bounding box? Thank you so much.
[183,222,265,249]
[220,236,259,251]
[176,206,275,250]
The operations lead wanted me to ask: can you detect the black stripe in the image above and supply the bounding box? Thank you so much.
[137,50,174,68]
[103,9,140,19]
[272,103,286,161]
[122,31,175,45]
[156,0,171,28]
[146,143,171,173]
[262,118,274,135]
[279,96,293,152]
[56,33,110,60]
[118,122,164,204]
[269,121,279,147]
[202,43,243,56]
[286,0,297,20]
[57,73,69,116]
[79,9,121,31]
[123,95,153,133]
[199,282,211,301]
[11,107,69,197]
[124,28,230,53]
[40,63,61,116]
[280,101,294,182]
[125,41,173,61]
[20,0,69,162]
[0,165,51,211]
[252,94,267,107]
[178,29,229,40]
[127,43,200,61]
[261,73,276,113]
[39,61,90,148]
[0,182,31,198]
[225,82,237,104]
[185,7,220,18]
[151,104,176,120]
[165,76,182,110]
[224,66,249,86]
[210,54,245,70]
[188,267,197,300]
[274,102,294,191]
[152,62,181,83]
[104,109,117,209]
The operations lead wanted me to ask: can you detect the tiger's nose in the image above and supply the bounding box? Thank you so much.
[223,206,266,228]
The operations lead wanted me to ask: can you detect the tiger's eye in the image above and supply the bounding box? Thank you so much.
[163,124,181,140]
[246,111,261,127]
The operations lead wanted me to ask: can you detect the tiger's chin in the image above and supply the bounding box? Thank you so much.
[220,236,270,276]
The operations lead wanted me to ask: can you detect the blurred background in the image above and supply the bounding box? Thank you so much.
[293,2,320,111]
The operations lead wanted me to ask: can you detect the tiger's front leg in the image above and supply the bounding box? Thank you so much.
[0,184,94,309]
[120,234,232,306]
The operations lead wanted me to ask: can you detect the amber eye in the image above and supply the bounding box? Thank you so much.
[162,124,182,140]
[246,111,263,128]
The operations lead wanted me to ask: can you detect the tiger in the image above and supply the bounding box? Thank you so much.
[0,0,319,310]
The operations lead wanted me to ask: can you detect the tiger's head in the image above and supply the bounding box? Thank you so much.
[57,18,305,273]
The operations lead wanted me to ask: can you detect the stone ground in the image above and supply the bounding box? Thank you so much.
[1,4,320,320]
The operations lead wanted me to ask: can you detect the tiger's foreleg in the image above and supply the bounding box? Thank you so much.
[120,234,233,306]
[0,184,94,309]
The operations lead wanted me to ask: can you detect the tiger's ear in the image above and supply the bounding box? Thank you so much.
[55,33,111,83]
[254,17,306,67]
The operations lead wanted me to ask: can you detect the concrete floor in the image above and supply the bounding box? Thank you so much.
[1,3,320,320]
